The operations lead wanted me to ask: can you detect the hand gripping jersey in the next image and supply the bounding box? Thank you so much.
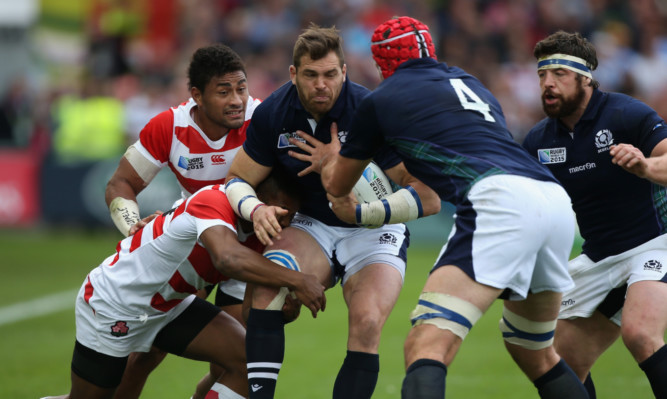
[133,97,261,199]
[83,185,239,316]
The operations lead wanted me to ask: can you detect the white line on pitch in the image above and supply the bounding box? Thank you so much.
[0,289,78,327]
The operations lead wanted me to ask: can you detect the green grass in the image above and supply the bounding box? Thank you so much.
[0,228,654,398]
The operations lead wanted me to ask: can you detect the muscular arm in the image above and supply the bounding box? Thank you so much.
[201,225,326,317]
[383,162,441,217]
[611,139,667,186]
[105,156,149,206]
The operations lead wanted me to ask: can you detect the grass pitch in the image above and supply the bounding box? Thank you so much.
[0,227,653,398]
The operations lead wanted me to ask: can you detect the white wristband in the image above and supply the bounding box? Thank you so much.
[225,178,265,221]
[109,197,141,237]
[356,186,423,226]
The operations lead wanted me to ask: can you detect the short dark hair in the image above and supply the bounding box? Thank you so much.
[187,44,246,92]
[292,23,345,69]
[256,164,302,205]
[533,31,600,88]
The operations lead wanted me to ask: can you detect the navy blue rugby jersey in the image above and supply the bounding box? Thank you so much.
[340,58,557,207]
[523,89,667,261]
[243,78,401,227]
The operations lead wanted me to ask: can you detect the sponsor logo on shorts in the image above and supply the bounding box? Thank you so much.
[211,154,226,165]
[277,132,306,148]
[644,259,662,272]
[379,233,397,245]
[537,148,566,164]
[178,155,204,170]
[110,321,129,337]
[291,217,312,227]
[561,298,575,307]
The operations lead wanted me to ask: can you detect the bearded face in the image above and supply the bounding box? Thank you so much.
[541,74,587,119]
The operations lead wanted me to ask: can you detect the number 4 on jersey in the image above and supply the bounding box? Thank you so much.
[450,78,496,122]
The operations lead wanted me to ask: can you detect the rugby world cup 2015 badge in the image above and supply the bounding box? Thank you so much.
[537,148,566,164]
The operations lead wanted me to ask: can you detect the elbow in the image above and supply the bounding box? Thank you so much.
[422,197,441,217]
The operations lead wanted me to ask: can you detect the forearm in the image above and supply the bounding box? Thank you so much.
[644,157,667,186]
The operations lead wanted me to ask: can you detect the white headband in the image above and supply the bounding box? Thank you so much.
[537,53,592,79]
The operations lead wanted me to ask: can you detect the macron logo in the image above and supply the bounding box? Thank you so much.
[251,384,263,392]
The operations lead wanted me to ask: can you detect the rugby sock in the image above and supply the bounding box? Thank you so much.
[639,344,667,398]
[246,309,285,399]
[533,359,589,399]
[583,372,596,399]
[208,382,245,399]
[332,350,379,399]
[401,358,447,399]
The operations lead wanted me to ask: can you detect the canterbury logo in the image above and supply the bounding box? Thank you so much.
[211,154,226,164]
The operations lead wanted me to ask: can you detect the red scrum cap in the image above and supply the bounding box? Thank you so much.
[371,16,437,79]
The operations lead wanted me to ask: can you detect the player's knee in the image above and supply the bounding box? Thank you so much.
[498,307,556,350]
[261,250,300,311]
[409,292,483,340]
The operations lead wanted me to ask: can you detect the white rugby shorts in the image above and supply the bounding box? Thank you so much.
[434,174,576,300]
[74,283,196,358]
[560,233,667,325]
[289,213,408,285]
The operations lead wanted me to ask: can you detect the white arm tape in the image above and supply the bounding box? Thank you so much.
[109,197,141,237]
[356,186,423,226]
[225,178,265,221]
[124,143,161,183]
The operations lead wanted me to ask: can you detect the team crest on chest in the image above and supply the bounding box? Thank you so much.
[594,129,614,153]
[537,148,566,164]
[278,132,306,148]
[338,130,349,144]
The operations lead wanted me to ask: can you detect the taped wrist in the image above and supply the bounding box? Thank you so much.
[109,197,140,237]
[356,186,423,226]
[225,177,265,221]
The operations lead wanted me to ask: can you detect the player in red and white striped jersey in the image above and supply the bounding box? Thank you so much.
[60,177,324,399]
[103,44,261,399]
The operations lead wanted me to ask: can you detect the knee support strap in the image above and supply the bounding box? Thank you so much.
[409,292,483,340]
[264,250,300,310]
[498,307,556,350]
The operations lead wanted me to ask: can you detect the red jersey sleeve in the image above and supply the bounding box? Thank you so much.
[138,108,175,164]
[186,188,238,226]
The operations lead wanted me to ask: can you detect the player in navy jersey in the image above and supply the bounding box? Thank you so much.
[314,16,589,399]
[522,31,667,399]
[224,24,439,399]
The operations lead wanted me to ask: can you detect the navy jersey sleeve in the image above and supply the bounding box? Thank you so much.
[340,96,384,160]
[243,102,275,167]
[616,97,667,155]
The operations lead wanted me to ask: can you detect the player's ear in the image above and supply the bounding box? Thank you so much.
[191,86,202,105]
[342,64,347,81]
[289,65,297,85]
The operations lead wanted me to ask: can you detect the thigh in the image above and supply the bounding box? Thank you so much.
[343,262,403,322]
[268,224,333,286]
[554,312,620,379]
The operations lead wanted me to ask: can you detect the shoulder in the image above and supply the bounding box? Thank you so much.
[523,118,551,147]
[252,82,294,119]
[186,185,236,221]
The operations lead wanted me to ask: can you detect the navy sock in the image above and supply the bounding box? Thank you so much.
[639,344,667,398]
[245,309,285,399]
[332,350,380,399]
[401,359,447,399]
[533,359,589,399]
[584,372,596,399]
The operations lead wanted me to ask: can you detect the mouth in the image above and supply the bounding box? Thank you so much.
[542,92,559,106]
[225,109,244,118]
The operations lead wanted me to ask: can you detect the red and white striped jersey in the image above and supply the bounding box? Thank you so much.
[133,96,261,198]
[84,185,239,315]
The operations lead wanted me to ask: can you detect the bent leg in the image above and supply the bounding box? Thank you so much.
[112,348,167,399]
[402,266,500,399]
[333,262,403,399]
[622,280,667,397]
[503,291,588,398]
[554,312,620,380]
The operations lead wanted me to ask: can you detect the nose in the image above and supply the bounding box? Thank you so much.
[314,76,326,90]
[541,71,556,88]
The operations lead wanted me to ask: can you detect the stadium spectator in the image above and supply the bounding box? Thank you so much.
[224,23,438,399]
[316,16,589,399]
[523,30,667,398]
[104,43,260,398]
[47,172,324,399]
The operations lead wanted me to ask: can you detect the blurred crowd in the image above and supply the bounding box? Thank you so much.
[1,0,667,162]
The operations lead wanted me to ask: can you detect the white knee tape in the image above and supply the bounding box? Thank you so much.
[409,292,483,340]
[264,250,299,311]
[498,307,556,350]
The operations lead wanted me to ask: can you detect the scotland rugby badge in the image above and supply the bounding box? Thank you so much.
[537,148,566,164]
